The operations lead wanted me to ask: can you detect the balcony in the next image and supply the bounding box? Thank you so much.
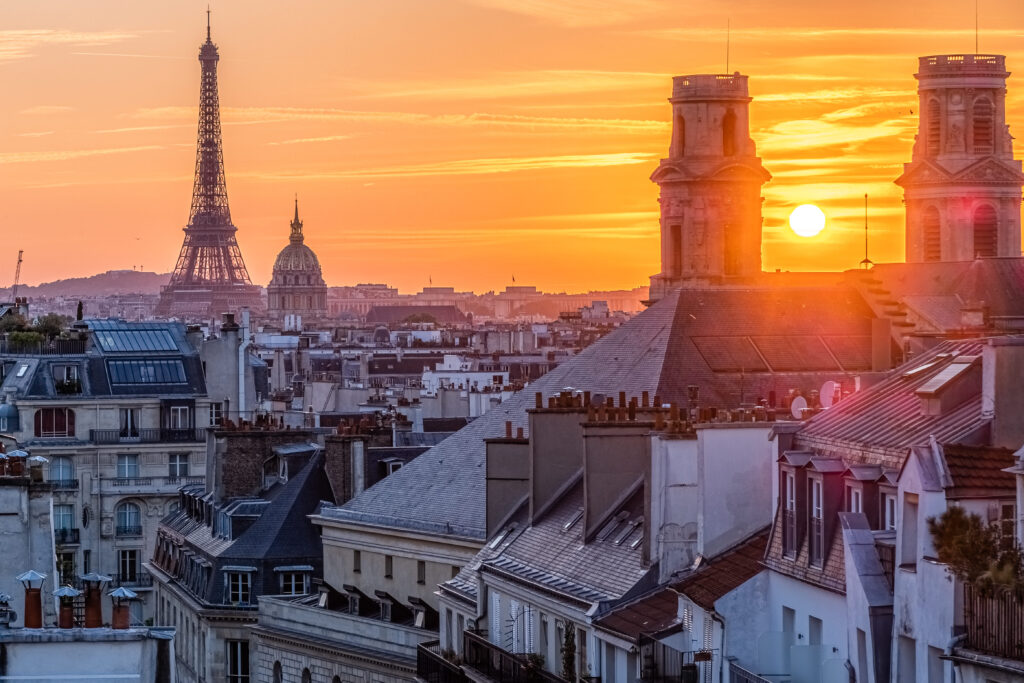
[418,641,468,683]
[102,475,204,495]
[116,525,143,537]
[462,630,567,683]
[963,583,1024,660]
[48,479,79,490]
[727,662,772,683]
[111,571,153,589]
[54,528,80,545]
[639,635,716,683]
[90,428,205,445]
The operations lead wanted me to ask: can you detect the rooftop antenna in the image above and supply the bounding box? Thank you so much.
[860,193,874,269]
[726,19,730,73]
[207,5,211,41]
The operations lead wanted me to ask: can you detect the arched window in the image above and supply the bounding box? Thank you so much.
[722,109,737,156]
[922,206,941,262]
[302,668,312,683]
[49,456,74,485]
[332,677,342,683]
[973,204,998,257]
[273,662,283,683]
[973,97,995,154]
[674,114,686,157]
[927,98,942,155]
[116,502,142,536]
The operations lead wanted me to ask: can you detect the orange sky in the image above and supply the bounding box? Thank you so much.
[3,1,1024,293]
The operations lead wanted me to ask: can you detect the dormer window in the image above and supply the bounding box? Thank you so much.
[275,566,312,595]
[783,471,798,557]
[846,485,863,514]
[809,478,824,567]
[224,568,254,605]
[883,493,897,531]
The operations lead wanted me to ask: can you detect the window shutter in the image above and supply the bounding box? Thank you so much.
[510,599,520,652]
[490,591,501,644]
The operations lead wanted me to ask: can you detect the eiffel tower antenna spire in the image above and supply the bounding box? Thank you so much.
[156,15,263,318]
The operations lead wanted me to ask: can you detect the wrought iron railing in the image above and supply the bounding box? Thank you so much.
[116,525,143,537]
[48,479,79,490]
[418,640,468,683]
[54,528,80,545]
[91,428,204,444]
[463,631,567,683]
[0,339,87,355]
[111,571,153,588]
[639,635,716,683]
[727,661,772,683]
[963,583,1024,660]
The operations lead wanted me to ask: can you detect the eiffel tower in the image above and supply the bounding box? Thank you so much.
[155,14,264,319]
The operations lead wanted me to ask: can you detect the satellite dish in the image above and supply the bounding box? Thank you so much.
[820,381,837,409]
[790,395,808,419]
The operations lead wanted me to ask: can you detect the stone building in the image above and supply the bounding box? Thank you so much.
[647,72,771,301]
[266,201,328,326]
[0,319,213,625]
[897,54,1024,262]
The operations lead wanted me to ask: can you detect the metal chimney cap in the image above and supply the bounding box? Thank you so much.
[108,586,138,600]
[53,586,81,598]
[79,572,113,584]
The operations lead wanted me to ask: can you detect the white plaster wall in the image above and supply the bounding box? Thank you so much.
[764,571,848,683]
[716,570,770,670]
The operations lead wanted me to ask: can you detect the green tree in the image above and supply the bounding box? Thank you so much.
[76,301,83,321]
[0,313,28,334]
[928,506,1023,591]
[7,330,45,351]
[32,313,71,340]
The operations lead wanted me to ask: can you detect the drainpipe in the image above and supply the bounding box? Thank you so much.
[945,633,966,683]
[710,610,726,683]
[238,308,250,422]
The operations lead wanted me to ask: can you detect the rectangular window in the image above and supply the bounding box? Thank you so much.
[417,560,426,585]
[227,572,252,605]
[808,616,823,646]
[57,551,76,585]
[54,504,74,530]
[809,478,824,566]
[169,406,190,429]
[119,408,140,438]
[34,407,76,438]
[384,554,393,578]
[226,640,250,683]
[83,549,91,575]
[116,453,139,479]
[279,572,307,595]
[783,471,797,557]
[208,402,223,427]
[168,453,189,478]
[847,485,862,514]
[353,550,361,573]
[108,359,187,385]
[884,493,897,531]
[119,549,139,582]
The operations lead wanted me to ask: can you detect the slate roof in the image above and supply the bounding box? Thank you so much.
[479,483,649,605]
[670,527,770,611]
[322,286,878,542]
[941,444,1016,499]
[795,338,990,468]
[365,305,468,325]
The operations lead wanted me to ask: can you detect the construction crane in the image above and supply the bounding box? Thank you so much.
[10,250,23,300]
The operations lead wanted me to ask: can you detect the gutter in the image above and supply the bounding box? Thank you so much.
[238,308,250,421]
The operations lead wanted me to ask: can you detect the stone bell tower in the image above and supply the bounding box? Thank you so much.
[648,72,771,303]
[896,54,1024,262]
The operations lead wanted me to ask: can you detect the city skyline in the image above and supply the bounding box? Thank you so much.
[3,1,1024,292]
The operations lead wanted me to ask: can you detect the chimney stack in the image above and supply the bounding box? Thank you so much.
[16,570,46,629]
[80,573,111,628]
[54,586,80,629]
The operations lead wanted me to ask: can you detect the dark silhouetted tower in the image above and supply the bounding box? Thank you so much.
[897,54,1024,262]
[648,73,771,303]
[155,16,264,318]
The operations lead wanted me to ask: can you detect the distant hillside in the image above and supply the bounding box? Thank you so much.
[0,270,171,298]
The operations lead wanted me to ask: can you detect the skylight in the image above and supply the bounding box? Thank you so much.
[94,329,177,353]
[108,359,187,384]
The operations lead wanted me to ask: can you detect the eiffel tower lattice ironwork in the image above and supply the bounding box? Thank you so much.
[156,14,264,318]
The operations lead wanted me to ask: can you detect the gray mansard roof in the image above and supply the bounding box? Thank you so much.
[320,285,877,541]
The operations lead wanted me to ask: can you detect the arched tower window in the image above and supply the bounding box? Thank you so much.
[973,97,994,154]
[927,98,941,156]
[722,109,737,156]
[922,206,941,262]
[273,662,282,683]
[973,204,998,257]
[669,224,682,277]
[674,114,686,157]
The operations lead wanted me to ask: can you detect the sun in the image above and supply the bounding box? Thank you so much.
[789,204,826,238]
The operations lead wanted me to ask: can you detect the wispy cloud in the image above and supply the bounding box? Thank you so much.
[70,51,184,59]
[128,105,668,134]
[18,131,54,138]
[0,145,162,165]
[0,29,137,63]
[756,88,910,104]
[238,152,656,181]
[21,105,74,116]
[346,70,666,101]
[648,27,1024,41]
[463,0,664,27]
[757,118,912,153]
[268,135,353,146]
